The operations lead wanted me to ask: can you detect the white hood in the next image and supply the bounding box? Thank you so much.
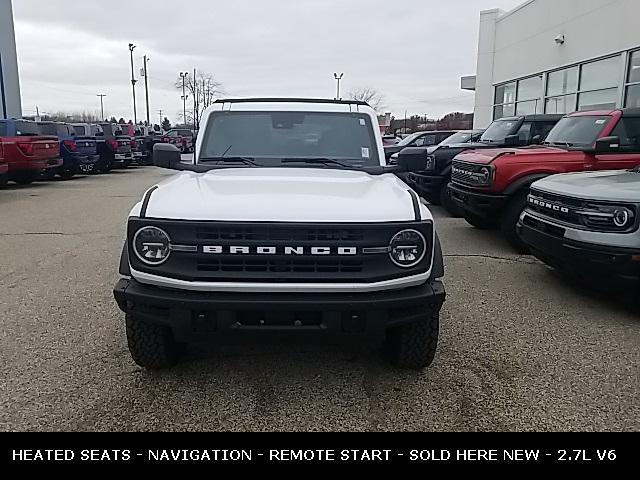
[141,168,431,223]
[533,170,640,202]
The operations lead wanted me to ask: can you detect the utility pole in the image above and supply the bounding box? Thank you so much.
[97,94,106,120]
[158,110,163,127]
[404,110,407,133]
[180,72,188,127]
[128,43,137,124]
[193,68,197,129]
[333,73,344,100]
[143,56,150,125]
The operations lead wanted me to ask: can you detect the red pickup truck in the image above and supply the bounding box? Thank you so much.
[0,142,8,189]
[0,119,62,185]
[448,108,640,251]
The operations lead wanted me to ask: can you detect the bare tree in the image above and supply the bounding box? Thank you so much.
[175,71,224,129]
[348,88,386,112]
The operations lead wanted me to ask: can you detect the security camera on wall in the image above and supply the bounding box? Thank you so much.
[554,34,565,45]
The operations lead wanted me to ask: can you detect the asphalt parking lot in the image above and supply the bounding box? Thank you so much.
[1,166,638,432]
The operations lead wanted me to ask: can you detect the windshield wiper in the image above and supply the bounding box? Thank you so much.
[545,141,574,148]
[199,156,260,166]
[281,157,353,168]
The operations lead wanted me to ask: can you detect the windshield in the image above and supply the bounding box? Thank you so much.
[480,119,521,143]
[200,111,379,168]
[74,125,86,135]
[15,121,40,136]
[544,115,611,147]
[441,131,473,146]
[396,132,422,147]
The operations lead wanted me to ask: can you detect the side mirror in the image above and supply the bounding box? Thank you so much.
[532,135,543,145]
[594,136,620,154]
[153,143,182,170]
[504,134,521,147]
[397,147,427,172]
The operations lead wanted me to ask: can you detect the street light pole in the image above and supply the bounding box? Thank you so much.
[128,43,137,124]
[143,55,150,125]
[180,72,188,127]
[333,73,344,100]
[97,94,106,120]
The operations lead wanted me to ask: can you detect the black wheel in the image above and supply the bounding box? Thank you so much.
[0,173,7,189]
[500,192,529,253]
[384,308,440,370]
[58,170,75,181]
[39,169,56,181]
[102,159,113,173]
[464,212,497,230]
[12,171,38,185]
[440,185,463,217]
[125,315,182,370]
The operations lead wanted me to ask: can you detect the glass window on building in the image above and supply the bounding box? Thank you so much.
[547,66,579,97]
[628,50,640,84]
[578,89,618,111]
[495,82,516,105]
[518,76,542,101]
[579,56,621,91]
[625,84,640,108]
[494,103,515,119]
[545,94,577,114]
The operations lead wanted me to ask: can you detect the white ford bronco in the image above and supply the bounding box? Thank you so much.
[518,167,640,285]
[113,98,446,370]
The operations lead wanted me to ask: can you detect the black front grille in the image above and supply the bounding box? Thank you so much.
[451,161,490,187]
[128,219,433,284]
[528,189,638,233]
[197,258,364,274]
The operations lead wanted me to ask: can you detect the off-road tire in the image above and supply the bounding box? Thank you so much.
[384,309,440,370]
[58,170,75,181]
[0,173,8,189]
[125,315,182,370]
[464,212,496,230]
[500,192,529,253]
[440,185,462,217]
[12,171,38,185]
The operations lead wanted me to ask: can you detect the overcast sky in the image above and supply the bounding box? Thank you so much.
[12,0,521,124]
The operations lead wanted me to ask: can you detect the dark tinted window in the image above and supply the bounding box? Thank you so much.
[481,119,522,143]
[74,125,86,135]
[15,121,40,136]
[201,111,379,167]
[38,123,58,136]
[0,122,6,137]
[531,122,558,140]
[611,117,640,148]
[544,115,611,146]
[517,122,532,141]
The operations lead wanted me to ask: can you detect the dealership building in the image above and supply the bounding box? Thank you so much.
[464,0,640,128]
[0,0,22,119]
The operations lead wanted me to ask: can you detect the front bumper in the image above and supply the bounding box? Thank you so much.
[407,173,446,200]
[114,278,446,341]
[448,183,508,218]
[517,216,640,281]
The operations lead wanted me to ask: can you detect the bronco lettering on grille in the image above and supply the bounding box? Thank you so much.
[202,246,359,256]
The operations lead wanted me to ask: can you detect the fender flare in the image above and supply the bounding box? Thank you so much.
[119,242,131,276]
[503,173,551,196]
[430,233,445,281]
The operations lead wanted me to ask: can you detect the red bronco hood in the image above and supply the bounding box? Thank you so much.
[454,146,570,165]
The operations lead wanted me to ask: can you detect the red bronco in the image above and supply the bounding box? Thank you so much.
[448,109,640,251]
[0,119,62,185]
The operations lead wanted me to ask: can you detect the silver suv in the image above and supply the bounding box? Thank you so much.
[517,168,640,283]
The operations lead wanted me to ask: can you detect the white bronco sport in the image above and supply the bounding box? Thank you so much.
[113,98,446,370]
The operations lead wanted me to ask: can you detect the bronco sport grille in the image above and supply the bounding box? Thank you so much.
[128,220,433,284]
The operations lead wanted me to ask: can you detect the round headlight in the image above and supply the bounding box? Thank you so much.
[613,208,632,228]
[479,167,491,183]
[389,229,427,268]
[133,226,171,266]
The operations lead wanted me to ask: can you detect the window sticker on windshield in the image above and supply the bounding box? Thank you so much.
[361,147,370,159]
[595,119,606,125]
[360,119,366,126]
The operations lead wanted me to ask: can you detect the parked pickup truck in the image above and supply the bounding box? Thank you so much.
[384,130,458,161]
[0,119,62,185]
[449,109,640,251]
[133,126,154,166]
[95,123,133,170]
[518,168,640,287]
[114,98,446,371]
[37,122,100,179]
[164,128,195,153]
[0,141,7,189]
[406,115,562,214]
